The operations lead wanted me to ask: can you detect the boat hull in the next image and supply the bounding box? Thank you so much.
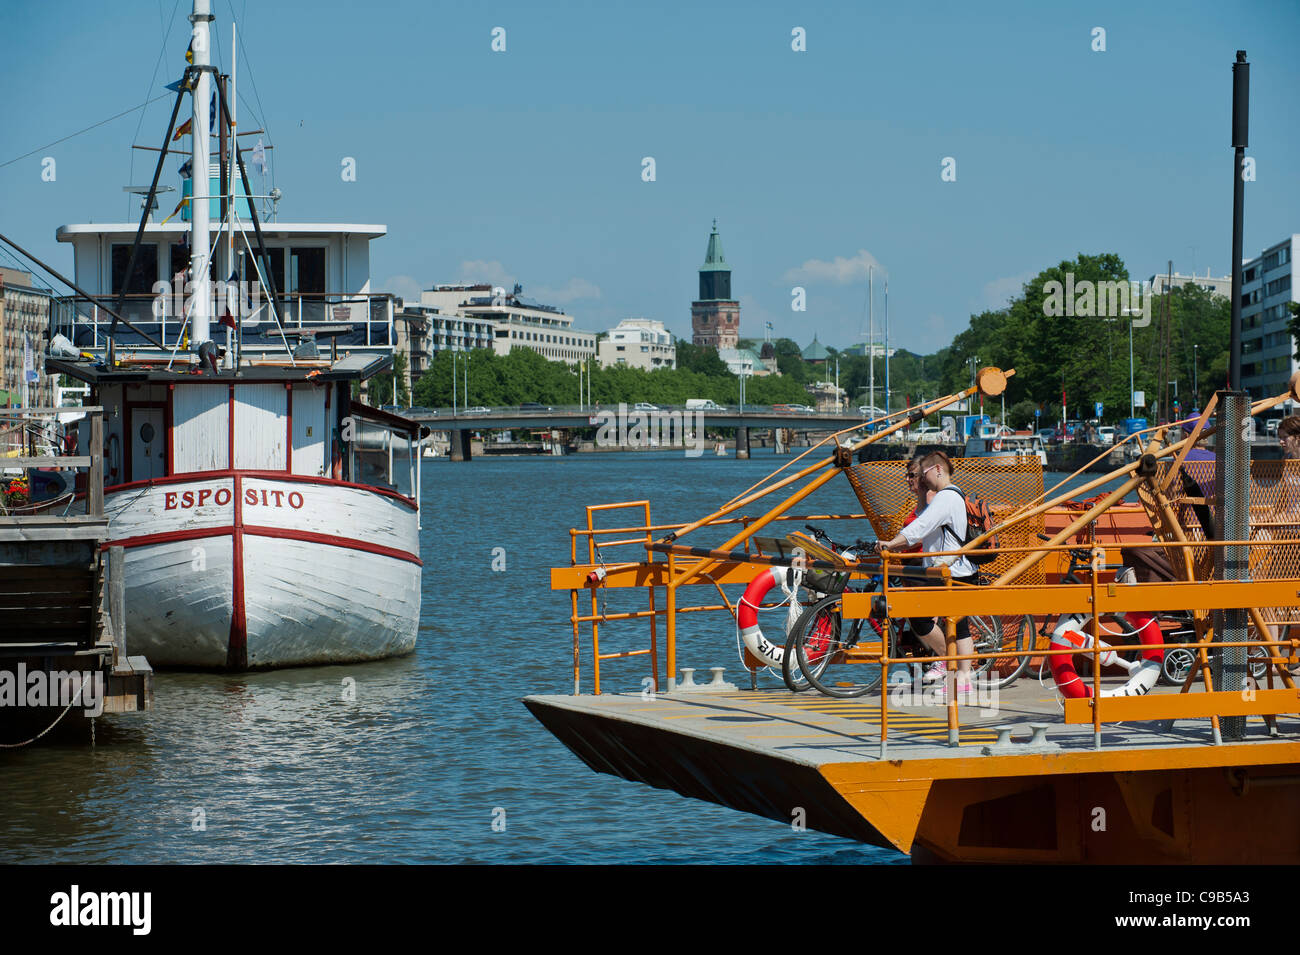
[103,472,420,669]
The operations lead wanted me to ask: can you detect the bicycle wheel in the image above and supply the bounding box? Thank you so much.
[969,613,1032,690]
[782,601,831,692]
[792,592,882,698]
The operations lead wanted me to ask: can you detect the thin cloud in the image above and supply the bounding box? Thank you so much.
[979,270,1035,311]
[533,277,602,304]
[457,259,517,289]
[782,249,886,285]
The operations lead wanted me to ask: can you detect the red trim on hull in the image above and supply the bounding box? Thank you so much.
[104,469,418,510]
[241,525,422,566]
[228,473,248,669]
[101,522,421,566]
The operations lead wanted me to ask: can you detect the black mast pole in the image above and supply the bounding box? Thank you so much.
[112,77,191,337]
[1229,50,1249,392]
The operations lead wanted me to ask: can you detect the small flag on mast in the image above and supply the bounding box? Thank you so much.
[251,138,267,175]
[173,118,193,141]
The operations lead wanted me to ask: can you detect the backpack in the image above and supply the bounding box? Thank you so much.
[939,486,1000,566]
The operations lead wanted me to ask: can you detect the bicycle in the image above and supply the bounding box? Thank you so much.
[781,525,1033,698]
[1035,534,1271,687]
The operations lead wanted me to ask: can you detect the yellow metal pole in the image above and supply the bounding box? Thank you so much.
[571,588,581,695]
[666,550,677,690]
[1090,548,1102,748]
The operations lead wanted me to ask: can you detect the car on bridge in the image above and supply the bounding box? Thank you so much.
[464,406,490,414]
[520,402,553,411]
[633,402,659,412]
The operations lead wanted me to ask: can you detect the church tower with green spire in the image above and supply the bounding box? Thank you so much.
[691,220,740,348]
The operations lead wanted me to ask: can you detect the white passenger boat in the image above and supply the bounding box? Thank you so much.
[963,429,1048,466]
[42,0,425,669]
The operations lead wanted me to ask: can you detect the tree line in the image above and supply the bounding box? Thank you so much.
[392,251,1231,423]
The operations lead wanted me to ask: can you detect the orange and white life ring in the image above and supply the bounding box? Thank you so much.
[992,438,1003,452]
[738,565,794,668]
[1050,612,1163,699]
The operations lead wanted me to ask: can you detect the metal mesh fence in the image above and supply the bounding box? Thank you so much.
[842,457,1048,583]
[1138,455,1300,625]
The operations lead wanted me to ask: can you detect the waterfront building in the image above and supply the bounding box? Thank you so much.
[421,283,596,365]
[758,341,780,375]
[718,346,769,378]
[1146,269,1232,296]
[394,304,496,396]
[0,267,54,407]
[1240,235,1299,402]
[597,318,675,370]
[691,222,740,348]
[800,335,831,366]
[839,342,897,359]
[806,379,847,413]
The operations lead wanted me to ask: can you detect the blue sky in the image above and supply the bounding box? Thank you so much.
[2,0,1298,354]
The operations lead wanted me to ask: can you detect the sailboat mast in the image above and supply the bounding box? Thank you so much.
[868,266,874,413]
[189,0,213,350]
[884,279,890,414]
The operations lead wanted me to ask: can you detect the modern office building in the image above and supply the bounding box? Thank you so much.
[1240,235,1299,401]
[691,221,740,348]
[420,283,596,364]
[597,318,675,370]
[0,267,54,408]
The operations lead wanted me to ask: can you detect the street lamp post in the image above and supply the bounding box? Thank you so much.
[1122,307,1139,419]
[1193,344,1199,410]
[451,351,457,415]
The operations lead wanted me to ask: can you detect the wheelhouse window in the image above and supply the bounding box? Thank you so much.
[111,244,159,295]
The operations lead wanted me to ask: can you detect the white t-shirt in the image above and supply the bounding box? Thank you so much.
[900,485,975,578]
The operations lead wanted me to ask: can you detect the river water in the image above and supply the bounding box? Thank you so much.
[1,451,1095,864]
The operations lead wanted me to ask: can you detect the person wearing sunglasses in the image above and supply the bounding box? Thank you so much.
[873,451,977,697]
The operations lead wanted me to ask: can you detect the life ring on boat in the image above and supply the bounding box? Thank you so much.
[992,438,1003,452]
[737,565,794,669]
[1049,612,1164,699]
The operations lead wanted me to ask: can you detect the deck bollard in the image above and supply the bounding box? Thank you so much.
[679,668,697,689]
[708,667,728,687]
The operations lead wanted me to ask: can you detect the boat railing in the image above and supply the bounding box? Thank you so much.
[51,291,396,351]
[0,406,106,518]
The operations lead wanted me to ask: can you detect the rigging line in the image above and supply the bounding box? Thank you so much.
[0,93,172,170]
[227,0,270,142]
[129,0,184,216]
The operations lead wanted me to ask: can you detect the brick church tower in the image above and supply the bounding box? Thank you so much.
[691,220,739,348]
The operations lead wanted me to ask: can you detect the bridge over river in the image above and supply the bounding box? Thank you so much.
[400,404,908,461]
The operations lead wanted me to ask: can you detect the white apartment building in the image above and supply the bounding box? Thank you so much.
[597,318,676,370]
[420,283,596,364]
[1146,269,1232,296]
[1241,236,1299,401]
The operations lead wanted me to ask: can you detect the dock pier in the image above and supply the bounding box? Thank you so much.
[0,407,152,746]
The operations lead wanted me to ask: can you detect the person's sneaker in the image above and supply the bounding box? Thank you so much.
[938,675,975,702]
[922,661,947,683]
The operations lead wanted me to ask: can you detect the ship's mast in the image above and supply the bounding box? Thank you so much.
[189,0,213,351]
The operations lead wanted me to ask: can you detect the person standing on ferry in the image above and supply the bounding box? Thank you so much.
[873,451,977,693]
